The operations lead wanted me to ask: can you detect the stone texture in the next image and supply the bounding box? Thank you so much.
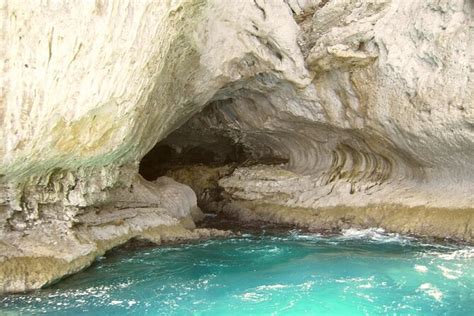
[156,0,474,237]
[0,175,204,293]
[1,0,473,293]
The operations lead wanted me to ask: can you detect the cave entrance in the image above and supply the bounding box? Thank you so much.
[138,99,257,182]
[138,103,251,213]
[138,99,288,213]
[138,134,248,181]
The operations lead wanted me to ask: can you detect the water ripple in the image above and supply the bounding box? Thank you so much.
[1,231,473,315]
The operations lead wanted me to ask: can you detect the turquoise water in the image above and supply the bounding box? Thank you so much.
[1,228,473,315]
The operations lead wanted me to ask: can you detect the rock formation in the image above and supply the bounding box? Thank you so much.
[1,0,473,293]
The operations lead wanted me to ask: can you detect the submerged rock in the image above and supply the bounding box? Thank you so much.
[0,0,473,292]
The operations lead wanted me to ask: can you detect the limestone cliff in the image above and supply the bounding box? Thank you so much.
[1,0,473,293]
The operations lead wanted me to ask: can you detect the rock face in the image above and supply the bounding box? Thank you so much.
[1,0,473,293]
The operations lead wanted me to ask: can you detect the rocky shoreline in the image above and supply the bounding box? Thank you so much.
[0,176,231,294]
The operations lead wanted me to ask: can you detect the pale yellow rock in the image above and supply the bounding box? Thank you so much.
[0,0,473,293]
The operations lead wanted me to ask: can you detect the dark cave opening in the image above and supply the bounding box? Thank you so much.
[138,118,253,213]
[138,99,289,215]
[138,99,260,181]
[138,135,249,181]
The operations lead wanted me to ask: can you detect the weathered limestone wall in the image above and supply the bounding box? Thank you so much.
[0,175,209,293]
[1,0,473,293]
[155,0,474,239]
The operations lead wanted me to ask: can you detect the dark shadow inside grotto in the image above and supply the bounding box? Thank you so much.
[139,99,290,182]
[138,100,290,214]
[138,115,252,213]
[138,126,248,182]
[138,99,293,216]
[139,141,248,181]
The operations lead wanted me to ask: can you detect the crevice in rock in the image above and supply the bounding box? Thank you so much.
[253,0,266,20]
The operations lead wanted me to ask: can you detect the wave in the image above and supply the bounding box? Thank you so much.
[428,248,474,261]
[256,227,417,245]
[338,227,415,244]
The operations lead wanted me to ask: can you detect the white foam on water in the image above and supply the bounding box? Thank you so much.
[437,265,462,280]
[255,284,288,291]
[297,281,315,291]
[341,227,385,238]
[239,292,266,303]
[267,246,281,253]
[356,292,375,302]
[436,248,474,260]
[335,277,373,284]
[288,230,322,240]
[418,283,443,302]
[415,265,429,273]
[339,228,414,244]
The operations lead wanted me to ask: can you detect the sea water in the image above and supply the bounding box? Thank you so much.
[1,228,473,315]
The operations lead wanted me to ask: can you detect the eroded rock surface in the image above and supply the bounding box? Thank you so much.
[0,175,229,293]
[1,0,473,292]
